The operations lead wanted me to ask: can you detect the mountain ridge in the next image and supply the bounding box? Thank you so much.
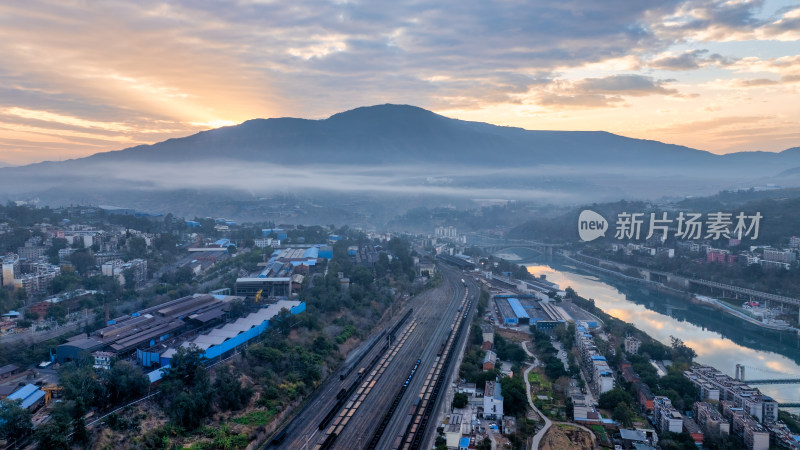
[5,104,798,170]
[0,104,799,221]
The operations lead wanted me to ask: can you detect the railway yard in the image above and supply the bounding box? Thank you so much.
[271,266,476,449]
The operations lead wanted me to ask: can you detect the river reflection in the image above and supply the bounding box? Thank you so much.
[526,262,800,404]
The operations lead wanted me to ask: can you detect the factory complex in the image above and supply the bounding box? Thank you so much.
[55,293,305,371]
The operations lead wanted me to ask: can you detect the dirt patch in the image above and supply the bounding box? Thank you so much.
[496,328,528,343]
[540,424,594,450]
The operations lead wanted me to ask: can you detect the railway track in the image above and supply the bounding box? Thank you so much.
[398,288,472,449]
[314,320,418,449]
[274,267,468,450]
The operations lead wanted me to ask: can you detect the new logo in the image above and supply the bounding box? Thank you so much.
[578,210,608,242]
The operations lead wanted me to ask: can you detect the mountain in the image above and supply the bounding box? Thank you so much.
[0,104,799,222]
[58,104,722,167]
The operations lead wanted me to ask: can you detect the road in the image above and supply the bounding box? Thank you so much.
[523,341,551,450]
[272,266,475,450]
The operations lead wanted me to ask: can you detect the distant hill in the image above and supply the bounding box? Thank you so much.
[16,104,795,169]
[509,187,800,244]
[777,165,800,177]
[0,104,798,221]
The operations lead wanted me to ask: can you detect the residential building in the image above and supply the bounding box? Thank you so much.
[684,365,778,423]
[693,402,730,439]
[653,396,683,433]
[254,237,280,248]
[635,381,655,412]
[761,259,792,270]
[732,413,769,450]
[575,324,614,394]
[15,263,61,298]
[683,418,704,446]
[481,324,494,351]
[17,245,45,260]
[102,258,147,287]
[483,381,503,420]
[93,351,114,370]
[624,336,641,354]
[2,253,20,287]
[483,350,497,371]
[763,249,797,264]
[435,226,458,239]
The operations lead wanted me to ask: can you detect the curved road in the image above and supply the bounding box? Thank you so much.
[522,341,551,450]
[522,340,598,450]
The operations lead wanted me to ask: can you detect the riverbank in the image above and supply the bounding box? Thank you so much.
[556,251,799,335]
[692,295,798,333]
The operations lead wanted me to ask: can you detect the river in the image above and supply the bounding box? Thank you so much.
[518,257,800,406]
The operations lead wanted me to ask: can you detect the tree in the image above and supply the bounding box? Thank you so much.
[598,388,632,410]
[214,366,252,411]
[612,402,634,427]
[452,392,468,409]
[0,398,33,441]
[160,345,213,429]
[500,376,528,416]
[351,265,374,287]
[670,336,697,363]
[273,308,294,335]
[35,402,72,449]
[104,360,149,405]
[59,356,105,411]
[47,237,68,264]
[126,236,147,259]
[67,250,95,275]
[476,437,492,450]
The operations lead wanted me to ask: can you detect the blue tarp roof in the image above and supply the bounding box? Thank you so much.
[8,384,38,400]
[508,298,530,319]
[459,437,470,447]
[591,355,607,361]
[8,384,45,409]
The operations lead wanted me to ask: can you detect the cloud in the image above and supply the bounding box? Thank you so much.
[649,49,733,70]
[532,75,681,108]
[729,78,779,87]
[648,115,773,135]
[575,74,679,96]
[0,0,797,162]
[653,1,800,41]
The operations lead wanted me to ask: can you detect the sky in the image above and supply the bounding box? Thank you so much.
[0,0,798,165]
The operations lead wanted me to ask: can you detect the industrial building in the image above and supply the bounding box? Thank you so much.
[495,297,531,325]
[56,294,242,364]
[234,246,330,298]
[7,384,46,411]
[160,299,305,366]
[494,297,531,326]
